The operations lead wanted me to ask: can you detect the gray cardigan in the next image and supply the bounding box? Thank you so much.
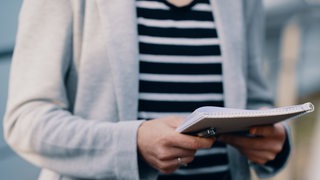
[4,0,290,179]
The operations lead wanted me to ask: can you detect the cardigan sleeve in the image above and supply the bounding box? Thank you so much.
[3,0,144,179]
[245,0,292,177]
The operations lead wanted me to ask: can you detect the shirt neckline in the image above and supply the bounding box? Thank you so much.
[162,0,198,11]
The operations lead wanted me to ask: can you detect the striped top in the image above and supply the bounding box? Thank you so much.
[136,0,231,179]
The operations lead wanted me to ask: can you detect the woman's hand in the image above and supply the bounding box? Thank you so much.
[218,122,286,165]
[137,116,215,174]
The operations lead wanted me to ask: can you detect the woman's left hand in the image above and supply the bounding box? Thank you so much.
[218,122,286,165]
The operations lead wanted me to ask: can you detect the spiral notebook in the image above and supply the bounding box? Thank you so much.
[176,102,314,137]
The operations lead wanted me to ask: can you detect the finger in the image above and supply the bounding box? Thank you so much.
[218,134,255,149]
[250,123,285,137]
[219,131,285,165]
[175,156,194,167]
[155,147,196,161]
[250,125,275,137]
[242,149,277,165]
[219,134,284,153]
[157,156,195,174]
[218,135,268,151]
[170,133,215,150]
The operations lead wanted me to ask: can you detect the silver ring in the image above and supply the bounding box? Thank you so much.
[177,157,188,167]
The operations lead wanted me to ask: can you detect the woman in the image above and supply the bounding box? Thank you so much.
[4,0,290,179]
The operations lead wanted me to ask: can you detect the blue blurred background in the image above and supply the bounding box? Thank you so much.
[0,0,40,179]
[0,0,319,179]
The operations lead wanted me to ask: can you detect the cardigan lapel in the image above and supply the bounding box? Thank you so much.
[210,0,247,108]
[96,0,139,120]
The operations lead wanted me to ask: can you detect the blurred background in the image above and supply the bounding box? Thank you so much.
[0,0,319,179]
[0,0,40,179]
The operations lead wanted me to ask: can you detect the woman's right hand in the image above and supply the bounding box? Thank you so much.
[137,116,215,174]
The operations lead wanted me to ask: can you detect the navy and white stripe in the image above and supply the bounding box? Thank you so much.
[136,0,230,179]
